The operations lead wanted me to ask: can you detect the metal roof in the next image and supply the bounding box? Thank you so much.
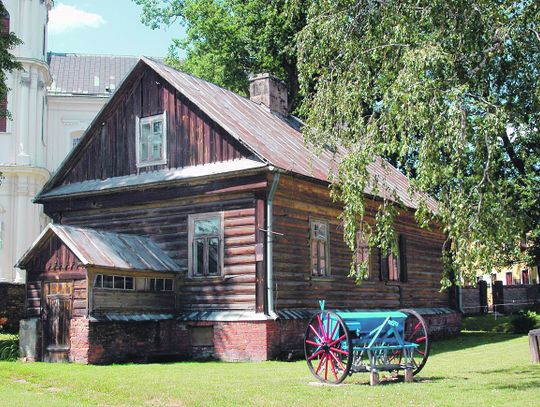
[39,158,266,199]
[17,224,180,273]
[48,53,139,97]
[143,57,435,211]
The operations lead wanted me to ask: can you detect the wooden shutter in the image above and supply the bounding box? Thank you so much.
[399,234,408,282]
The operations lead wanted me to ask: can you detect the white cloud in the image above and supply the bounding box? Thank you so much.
[49,3,106,35]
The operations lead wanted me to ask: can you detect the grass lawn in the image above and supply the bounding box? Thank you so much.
[1,319,539,406]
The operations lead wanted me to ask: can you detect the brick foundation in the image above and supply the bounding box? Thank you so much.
[20,309,462,364]
[0,283,25,333]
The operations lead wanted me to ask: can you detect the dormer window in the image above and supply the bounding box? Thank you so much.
[136,112,167,167]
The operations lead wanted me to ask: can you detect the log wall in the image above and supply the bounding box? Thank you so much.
[58,187,260,312]
[271,174,449,310]
[55,66,250,187]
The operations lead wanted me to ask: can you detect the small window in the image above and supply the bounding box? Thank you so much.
[136,112,167,167]
[310,218,330,277]
[355,230,372,280]
[147,278,174,292]
[0,97,7,133]
[522,269,529,285]
[379,235,407,282]
[188,213,224,278]
[505,272,513,286]
[94,274,134,290]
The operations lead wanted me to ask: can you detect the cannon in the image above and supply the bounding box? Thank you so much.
[304,301,430,384]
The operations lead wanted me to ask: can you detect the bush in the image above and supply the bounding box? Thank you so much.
[510,310,540,334]
[0,337,19,361]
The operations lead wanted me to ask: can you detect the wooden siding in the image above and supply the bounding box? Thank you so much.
[57,186,260,312]
[57,66,251,187]
[271,174,449,310]
[25,235,87,318]
[92,290,175,313]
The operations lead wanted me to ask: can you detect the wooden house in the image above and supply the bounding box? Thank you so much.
[17,58,460,363]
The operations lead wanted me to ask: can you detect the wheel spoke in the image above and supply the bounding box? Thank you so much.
[306,339,322,347]
[329,350,346,371]
[328,333,347,347]
[315,353,326,374]
[329,357,338,381]
[324,356,329,380]
[308,349,324,361]
[415,336,426,343]
[317,314,326,340]
[329,320,339,341]
[309,324,325,343]
[330,346,348,355]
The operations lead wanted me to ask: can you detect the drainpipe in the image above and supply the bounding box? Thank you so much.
[266,169,281,319]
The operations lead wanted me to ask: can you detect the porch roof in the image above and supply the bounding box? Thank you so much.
[16,224,180,273]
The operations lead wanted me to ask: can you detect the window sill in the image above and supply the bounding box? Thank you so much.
[307,276,336,282]
[136,160,167,168]
[188,275,224,280]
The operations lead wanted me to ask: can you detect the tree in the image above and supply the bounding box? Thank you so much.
[133,0,308,110]
[296,0,540,286]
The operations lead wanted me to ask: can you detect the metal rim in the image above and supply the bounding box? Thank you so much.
[304,311,352,384]
[395,308,430,375]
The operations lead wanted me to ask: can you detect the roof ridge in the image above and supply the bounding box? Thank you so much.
[48,51,145,59]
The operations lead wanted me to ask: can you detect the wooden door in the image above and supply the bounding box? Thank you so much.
[42,281,73,362]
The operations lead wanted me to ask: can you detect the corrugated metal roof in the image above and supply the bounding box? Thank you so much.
[48,53,139,96]
[276,307,456,320]
[17,224,180,273]
[142,57,435,211]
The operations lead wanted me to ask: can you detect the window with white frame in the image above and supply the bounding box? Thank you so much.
[136,112,167,167]
[310,218,330,277]
[188,213,224,278]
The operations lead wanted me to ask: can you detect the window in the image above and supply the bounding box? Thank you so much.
[188,213,224,277]
[355,230,372,280]
[147,278,174,292]
[522,269,529,285]
[94,274,134,290]
[505,272,513,286]
[0,98,6,133]
[310,218,330,277]
[1,9,9,34]
[379,235,407,282]
[136,112,167,167]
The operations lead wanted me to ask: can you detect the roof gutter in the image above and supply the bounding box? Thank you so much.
[266,168,281,319]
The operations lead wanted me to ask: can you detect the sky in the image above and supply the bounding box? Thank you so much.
[48,0,185,58]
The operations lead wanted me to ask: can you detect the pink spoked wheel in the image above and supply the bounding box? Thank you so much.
[388,309,430,375]
[304,311,352,384]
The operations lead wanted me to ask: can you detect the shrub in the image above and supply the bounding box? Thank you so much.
[0,337,19,361]
[510,310,540,334]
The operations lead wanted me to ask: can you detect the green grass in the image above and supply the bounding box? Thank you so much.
[0,327,539,406]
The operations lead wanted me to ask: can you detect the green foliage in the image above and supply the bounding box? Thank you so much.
[510,310,540,334]
[297,0,540,286]
[133,0,308,110]
[0,335,18,361]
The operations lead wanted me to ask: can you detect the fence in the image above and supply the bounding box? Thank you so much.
[462,283,540,315]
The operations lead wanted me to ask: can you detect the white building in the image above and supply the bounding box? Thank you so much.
[0,0,137,286]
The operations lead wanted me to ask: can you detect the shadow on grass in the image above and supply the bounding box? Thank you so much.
[430,331,521,356]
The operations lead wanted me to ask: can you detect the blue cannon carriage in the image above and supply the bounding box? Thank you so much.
[304,301,430,384]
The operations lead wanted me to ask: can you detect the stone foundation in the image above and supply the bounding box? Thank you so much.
[0,283,25,333]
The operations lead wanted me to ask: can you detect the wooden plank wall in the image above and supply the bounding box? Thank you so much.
[93,290,175,313]
[60,67,250,186]
[59,192,259,311]
[25,235,87,318]
[271,174,449,310]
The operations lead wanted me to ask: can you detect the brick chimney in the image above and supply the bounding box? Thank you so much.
[249,73,288,116]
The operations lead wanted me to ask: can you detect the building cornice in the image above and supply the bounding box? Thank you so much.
[0,165,51,180]
[16,57,53,85]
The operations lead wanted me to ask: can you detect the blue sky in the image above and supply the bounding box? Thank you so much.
[48,1,185,58]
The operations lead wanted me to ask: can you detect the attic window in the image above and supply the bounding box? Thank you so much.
[136,112,167,167]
